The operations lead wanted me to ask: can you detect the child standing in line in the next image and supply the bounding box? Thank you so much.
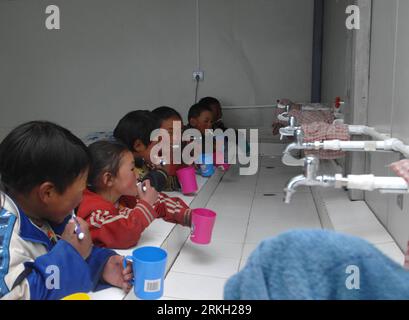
[76,140,192,249]
[0,121,132,300]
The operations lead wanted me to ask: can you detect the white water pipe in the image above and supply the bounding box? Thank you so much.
[335,174,408,193]
[321,139,396,152]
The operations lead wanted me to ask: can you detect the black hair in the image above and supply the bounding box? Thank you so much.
[152,106,182,124]
[199,97,221,108]
[87,140,130,192]
[113,110,160,150]
[0,121,90,195]
[188,103,212,122]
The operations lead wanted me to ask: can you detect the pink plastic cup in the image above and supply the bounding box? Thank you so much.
[176,166,198,195]
[190,208,217,245]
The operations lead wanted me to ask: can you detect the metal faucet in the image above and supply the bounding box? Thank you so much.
[279,117,300,140]
[294,128,304,145]
[289,115,296,127]
[283,129,314,157]
[284,156,336,204]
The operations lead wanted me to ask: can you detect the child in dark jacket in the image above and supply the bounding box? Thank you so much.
[0,121,132,300]
[76,140,192,249]
[152,106,185,189]
[199,96,250,156]
[187,102,214,135]
[184,102,214,159]
[113,110,181,192]
[199,97,227,131]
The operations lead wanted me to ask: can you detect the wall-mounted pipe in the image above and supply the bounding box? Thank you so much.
[284,156,409,204]
[282,138,398,167]
[335,174,408,193]
[280,124,390,141]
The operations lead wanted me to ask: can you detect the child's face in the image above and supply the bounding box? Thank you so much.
[209,104,222,123]
[190,110,213,135]
[161,116,182,145]
[112,151,139,197]
[134,140,157,165]
[46,170,88,224]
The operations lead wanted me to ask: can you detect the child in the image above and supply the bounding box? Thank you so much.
[200,96,250,156]
[0,121,132,300]
[187,102,213,136]
[152,106,185,186]
[185,103,215,171]
[152,106,183,143]
[199,97,227,131]
[113,110,179,192]
[76,140,192,249]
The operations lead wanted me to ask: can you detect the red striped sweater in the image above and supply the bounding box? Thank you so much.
[77,189,192,249]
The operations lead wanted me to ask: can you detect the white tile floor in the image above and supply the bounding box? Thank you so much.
[161,155,322,300]
[162,154,405,300]
[317,187,404,263]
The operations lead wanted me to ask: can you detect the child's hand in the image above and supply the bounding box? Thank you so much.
[102,255,133,293]
[136,179,158,207]
[61,217,93,260]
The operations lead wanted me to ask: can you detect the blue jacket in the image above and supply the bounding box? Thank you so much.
[0,193,117,300]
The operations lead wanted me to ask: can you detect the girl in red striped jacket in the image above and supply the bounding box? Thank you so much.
[77,140,192,249]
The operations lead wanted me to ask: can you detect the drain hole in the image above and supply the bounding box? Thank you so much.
[265,166,275,169]
[263,193,277,197]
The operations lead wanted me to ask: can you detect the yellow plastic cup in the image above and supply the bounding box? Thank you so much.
[62,293,91,300]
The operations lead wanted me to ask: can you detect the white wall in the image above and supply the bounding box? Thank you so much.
[321,0,372,202]
[366,0,409,251]
[321,0,409,250]
[321,0,353,112]
[0,0,314,140]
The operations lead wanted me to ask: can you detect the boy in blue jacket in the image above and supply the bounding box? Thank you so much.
[0,121,132,300]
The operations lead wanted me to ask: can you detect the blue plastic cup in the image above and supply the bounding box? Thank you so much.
[197,153,215,177]
[123,246,167,300]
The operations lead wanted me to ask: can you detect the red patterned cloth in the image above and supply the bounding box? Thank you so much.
[289,109,334,126]
[272,99,334,136]
[390,159,409,184]
[272,99,302,135]
[302,122,350,159]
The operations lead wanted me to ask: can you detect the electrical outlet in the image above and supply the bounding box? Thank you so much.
[397,194,404,211]
[193,71,204,81]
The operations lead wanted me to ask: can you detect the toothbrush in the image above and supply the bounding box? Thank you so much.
[137,181,147,192]
[72,213,85,240]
